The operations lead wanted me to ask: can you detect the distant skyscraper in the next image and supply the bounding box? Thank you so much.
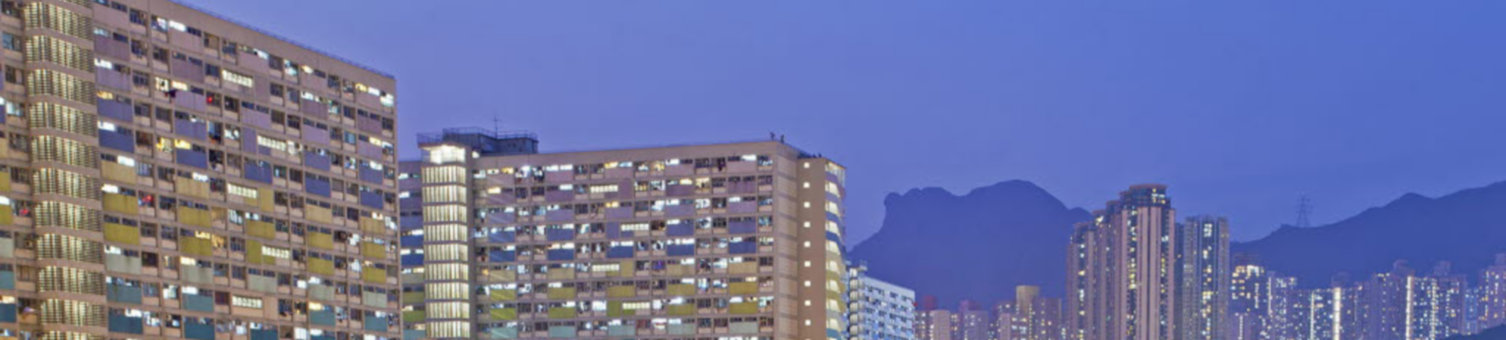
[1009,285,1064,340]
[1228,264,1272,340]
[1306,284,1363,340]
[1267,274,1306,340]
[1479,254,1506,330]
[1408,274,1448,339]
[1363,261,1416,340]
[919,308,956,340]
[1177,216,1231,340]
[996,301,1018,340]
[1066,220,1107,340]
[1465,286,1488,336]
[1063,184,1179,340]
[1251,259,1491,340]
[1432,262,1472,338]
[955,300,992,340]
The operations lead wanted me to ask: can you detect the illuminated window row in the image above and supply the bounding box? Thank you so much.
[27,102,95,136]
[36,233,102,264]
[34,200,101,231]
[22,3,91,39]
[25,35,92,72]
[32,135,99,169]
[91,3,396,109]
[26,69,94,104]
[32,168,99,200]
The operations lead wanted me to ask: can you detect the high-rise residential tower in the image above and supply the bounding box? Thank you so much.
[1177,216,1230,340]
[1431,262,1471,338]
[1066,219,1106,340]
[953,300,991,340]
[1362,261,1416,340]
[1305,284,1363,340]
[1266,274,1306,339]
[1478,254,1506,330]
[409,129,849,339]
[1227,264,1271,340]
[1007,285,1063,340]
[996,301,1017,340]
[918,308,955,340]
[0,1,401,340]
[1064,184,1179,340]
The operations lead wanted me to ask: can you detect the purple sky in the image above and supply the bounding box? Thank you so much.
[183,0,1506,243]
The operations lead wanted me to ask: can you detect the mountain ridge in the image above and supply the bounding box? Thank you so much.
[851,180,1090,308]
[853,178,1506,307]
[1234,180,1506,286]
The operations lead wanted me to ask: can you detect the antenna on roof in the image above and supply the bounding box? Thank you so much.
[492,116,502,136]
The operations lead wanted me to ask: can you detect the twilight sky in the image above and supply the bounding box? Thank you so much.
[184,0,1506,243]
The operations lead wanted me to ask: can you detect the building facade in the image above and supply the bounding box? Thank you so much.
[850,270,916,340]
[953,300,990,340]
[408,130,849,339]
[1305,285,1363,340]
[1007,285,1063,340]
[917,309,954,340]
[1477,254,1506,331]
[1176,215,1230,340]
[397,159,425,338]
[1065,220,1106,340]
[994,301,1016,340]
[1227,264,1272,340]
[1266,274,1306,340]
[0,1,401,340]
[1242,258,1498,340]
[1430,263,1471,338]
[1362,261,1416,340]
[397,129,536,339]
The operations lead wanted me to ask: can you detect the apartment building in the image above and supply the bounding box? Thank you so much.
[1064,184,1179,340]
[405,129,848,339]
[1430,263,1472,338]
[0,0,401,339]
[1065,220,1105,340]
[952,300,989,340]
[916,308,954,340]
[1007,285,1062,340]
[993,301,1015,340]
[1176,216,1230,340]
[1305,285,1363,340]
[1477,255,1506,331]
[1227,264,1272,340]
[1264,273,1304,339]
[1360,261,1474,340]
[848,267,916,340]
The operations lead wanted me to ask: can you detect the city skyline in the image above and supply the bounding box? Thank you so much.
[177,0,1506,243]
[0,1,1495,340]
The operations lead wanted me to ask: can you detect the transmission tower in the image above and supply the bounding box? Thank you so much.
[1296,195,1313,228]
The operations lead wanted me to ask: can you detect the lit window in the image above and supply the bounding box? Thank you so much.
[426,145,467,164]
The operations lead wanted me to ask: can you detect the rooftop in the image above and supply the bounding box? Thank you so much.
[418,127,540,156]
[169,0,393,78]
